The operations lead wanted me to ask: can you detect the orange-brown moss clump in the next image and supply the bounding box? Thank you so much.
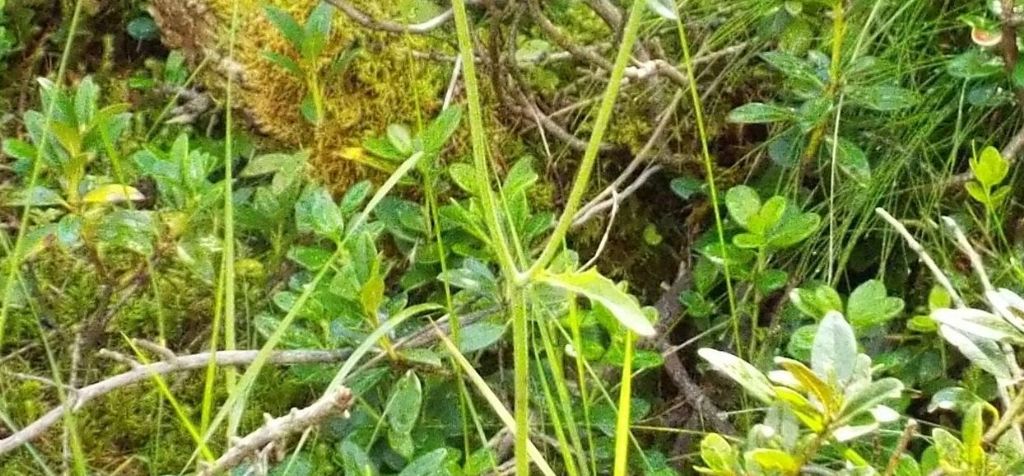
[150,0,447,190]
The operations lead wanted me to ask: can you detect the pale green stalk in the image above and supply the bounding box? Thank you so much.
[532,335,580,476]
[612,331,635,476]
[222,0,241,439]
[124,337,216,462]
[672,6,741,356]
[536,311,588,476]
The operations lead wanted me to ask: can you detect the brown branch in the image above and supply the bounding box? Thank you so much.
[883,419,917,476]
[583,0,622,32]
[1001,0,1021,82]
[198,387,354,476]
[652,245,736,437]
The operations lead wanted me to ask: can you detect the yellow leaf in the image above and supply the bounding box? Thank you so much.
[82,184,145,204]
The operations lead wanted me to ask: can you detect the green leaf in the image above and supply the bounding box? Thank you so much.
[747,196,786,236]
[448,163,478,194]
[126,16,159,40]
[992,185,1012,207]
[791,284,843,319]
[847,280,905,329]
[670,176,703,199]
[302,2,333,59]
[893,454,921,476]
[767,211,820,249]
[458,322,506,353]
[947,50,1003,79]
[503,156,540,198]
[387,124,414,156]
[932,429,966,469]
[725,185,761,229]
[697,348,774,404]
[796,96,832,132]
[538,269,656,337]
[699,433,738,473]
[927,387,986,414]
[838,377,903,424]
[971,146,1009,188]
[755,269,788,294]
[932,308,1024,344]
[939,324,1012,380]
[397,448,448,476]
[386,370,423,435]
[263,5,305,52]
[812,311,857,383]
[1014,62,1024,89]
[300,92,319,124]
[786,324,817,361]
[8,186,67,207]
[828,136,871,185]
[360,264,384,316]
[963,403,985,465]
[339,440,379,476]
[339,181,373,215]
[833,422,880,442]
[295,185,343,239]
[97,210,157,256]
[421,106,463,152]
[74,76,99,127]
[388,429,415,459]
[733,232,765,249]
[776,357,839,414]
[3,138,36,163]
[849,85,920,111]
[760,51,824,94]
[726,102,794,124]
[965,181,988,205]
[263,51,303,77]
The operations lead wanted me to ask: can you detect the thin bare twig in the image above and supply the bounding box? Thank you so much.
[883,419,917,476]
[572,164,663,228]
[197,387,354,476]
[573,91,683,226]
[0,349,351,456]
[581,189,620,270]
[325,0,453,34]
[874,208,965,308]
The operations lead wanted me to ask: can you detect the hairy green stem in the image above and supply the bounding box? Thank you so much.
[222,0,241,438]
[449,0,517,278]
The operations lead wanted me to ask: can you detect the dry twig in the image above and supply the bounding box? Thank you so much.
[197,387,354,476]
[0,348,351,456]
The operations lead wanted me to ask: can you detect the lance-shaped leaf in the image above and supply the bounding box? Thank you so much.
[538,269,656,337]
[698,348,774,404]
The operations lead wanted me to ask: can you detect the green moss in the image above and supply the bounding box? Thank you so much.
[151,0,449,191]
